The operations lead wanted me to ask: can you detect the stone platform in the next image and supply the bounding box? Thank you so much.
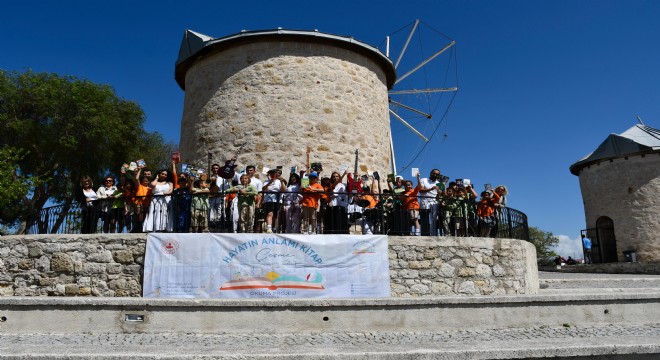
[2,234,659,358]
[0,234,539,297]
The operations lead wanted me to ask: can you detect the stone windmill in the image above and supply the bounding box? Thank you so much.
[175,24,456,179]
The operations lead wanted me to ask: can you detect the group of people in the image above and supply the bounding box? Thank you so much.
[74,165,191,234]
[74,157,509,237]
[386,170,508,237]
[167,162,368,235]
[553,235,593,266]
[554,256,578,265]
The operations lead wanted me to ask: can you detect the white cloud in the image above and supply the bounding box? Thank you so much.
[551,234,584,259]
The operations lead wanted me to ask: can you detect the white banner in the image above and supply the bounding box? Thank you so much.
[143,233,390,298]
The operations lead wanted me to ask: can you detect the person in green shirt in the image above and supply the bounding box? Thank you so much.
[386,175,405,209]
[191,173,211,233]
[226,174,258,233]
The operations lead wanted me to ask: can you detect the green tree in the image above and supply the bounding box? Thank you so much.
[527,226,559,262]
[0,146,45,229]
[0,146,30,207]
[0,70,176,233]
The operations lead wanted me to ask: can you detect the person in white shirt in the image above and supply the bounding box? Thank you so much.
[419,169,442,236]
[283,173,303,233]
[211,168,233,231]
[261,169,286,233]
[243,165,264,231]
[324,171,349,234]
[245,165,263,191]
[97,175,120,233]
[75,175,98,234]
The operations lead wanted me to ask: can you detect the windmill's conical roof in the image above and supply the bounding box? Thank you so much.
[569,123,660,175]
[174,28,396,90]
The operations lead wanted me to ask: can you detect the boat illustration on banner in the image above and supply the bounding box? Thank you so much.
[220,271,325,291]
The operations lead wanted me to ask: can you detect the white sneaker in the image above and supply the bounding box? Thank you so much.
[266,229,273,234]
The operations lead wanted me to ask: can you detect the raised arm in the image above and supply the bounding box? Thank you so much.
[187,176,194,191]
[346,172,355,193]
[467,184,477,199]
[171,161,179,189]
[305,146,312,174]
[120,170,127,189]
[491,191,501,207]
[340,169,347,183]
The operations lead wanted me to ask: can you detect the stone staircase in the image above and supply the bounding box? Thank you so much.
[540,271,660,292]
[1,272,660,359]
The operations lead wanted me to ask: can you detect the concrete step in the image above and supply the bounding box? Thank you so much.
[540,278,660,290]
[4,271,660,359]
[2,292,660,359]
[540,287,660,295]
[3,292,660,334]
[539,271,660,290]
[1,324,660,359]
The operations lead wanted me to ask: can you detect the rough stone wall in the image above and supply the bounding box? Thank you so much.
[0,234,145,297]
[389,237,538,296]
[578,154,660,262]
[0,235,538,297]
[179,40,392,178]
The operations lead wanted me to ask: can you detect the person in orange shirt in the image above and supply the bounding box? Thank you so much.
[356,176,381,235]
[301,172,324,234]
[402,174,422,236]
[476,190,500,237]
[133,168,153,232]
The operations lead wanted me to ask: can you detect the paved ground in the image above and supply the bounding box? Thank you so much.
[2,271,660,359]
[2,323,660,359]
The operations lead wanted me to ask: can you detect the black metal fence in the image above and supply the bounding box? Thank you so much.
[25,192,528,240]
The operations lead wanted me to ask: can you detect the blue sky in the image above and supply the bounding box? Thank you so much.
[3,1,659,254]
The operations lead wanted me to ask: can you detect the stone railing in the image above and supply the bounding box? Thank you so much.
[0,234,538,297]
